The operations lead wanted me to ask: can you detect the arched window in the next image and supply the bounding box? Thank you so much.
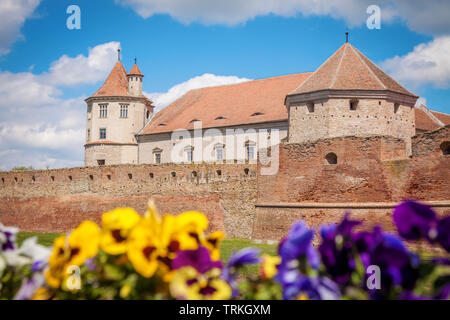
[440,141,450,155]
[325,152,338,165]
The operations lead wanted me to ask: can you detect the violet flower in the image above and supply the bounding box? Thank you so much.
[221,248,261,297]
[172,246,222,273]
[393,200,438,242]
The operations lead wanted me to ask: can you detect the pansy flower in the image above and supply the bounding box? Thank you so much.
[203,231,225,261]
[170,266,231,300]
[260,254,281,280]
[45,221,100,289]
[0,223,18,252]
[100,208,141,255]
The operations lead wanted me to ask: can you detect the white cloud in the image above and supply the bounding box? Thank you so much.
[381,36,450,89]
[146,73,251,112]
[0,42,120,170]
[117,0,376,26]
[116,0,450,36]
[0,0,40,54]
[44,42,121,86]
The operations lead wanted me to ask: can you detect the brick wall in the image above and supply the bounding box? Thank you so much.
[255,129,450,241]
[0,163,257,238]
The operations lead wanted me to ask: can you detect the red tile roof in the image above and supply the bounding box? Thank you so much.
[415,108,441,132]
[288,43,417,97]
[128,64,143,76]
[91,61,130,97]
[139,73,312,135]
[431,110,450,126]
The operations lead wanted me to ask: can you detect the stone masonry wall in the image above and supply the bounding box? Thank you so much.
[254,128,450,241]
[0,163,257,238]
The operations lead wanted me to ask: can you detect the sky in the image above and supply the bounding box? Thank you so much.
[0,0,449,170]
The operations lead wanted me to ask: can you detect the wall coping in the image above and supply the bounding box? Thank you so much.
[255,201,450,209]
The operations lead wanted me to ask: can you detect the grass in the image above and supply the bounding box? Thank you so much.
[17,232,278,266]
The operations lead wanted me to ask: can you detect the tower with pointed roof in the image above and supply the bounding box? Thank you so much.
[84,54,154,167]
[285,41,418,155]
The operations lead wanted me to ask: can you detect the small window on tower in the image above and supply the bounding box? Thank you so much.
[120,104,128,118]
[350,100,358,111]
[146,111,150,119]
[99,128,106,139]
[87,129,90,141]
[307,102,314,113]
[97,160,105,166]
[99,104,108,118]
[394,103,400,114]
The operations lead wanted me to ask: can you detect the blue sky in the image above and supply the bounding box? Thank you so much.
[0,0,449,169]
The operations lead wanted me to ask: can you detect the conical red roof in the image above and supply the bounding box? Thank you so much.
[288,42,417,97]
[91,61,130,97]
[128,63,143,76]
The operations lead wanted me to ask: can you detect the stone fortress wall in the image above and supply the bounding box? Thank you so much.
[0,126,449,241]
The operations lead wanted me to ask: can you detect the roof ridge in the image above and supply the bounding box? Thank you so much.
[352,45,416,96]
[330,43,347,89]
[289,44,346,95]
[349,43,386,89]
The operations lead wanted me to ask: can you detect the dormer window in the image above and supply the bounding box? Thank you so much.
[307,102,314,113]
[158,123,167,126]
[215,116,226,120]
[251,112,264,116]
[190,119,200,123]
[350,100,358,111]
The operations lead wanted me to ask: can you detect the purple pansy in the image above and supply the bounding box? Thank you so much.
[0,223,18,252]
[436,216,450,252]
[172,246,222,273]
[393,200,438,241]
[221,248,261,297]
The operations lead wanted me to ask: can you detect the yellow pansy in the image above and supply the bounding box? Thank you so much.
[100,207,141,255]
[203,231,225,261]
[67,221,100,266]
[45,236,68,288]
[260,254,281,279]
[45,221,100,289]
[172,211,208,250]
[170,266,231,300]
[127,219,160,278]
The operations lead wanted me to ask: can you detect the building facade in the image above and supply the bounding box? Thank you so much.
[84,43,450,166]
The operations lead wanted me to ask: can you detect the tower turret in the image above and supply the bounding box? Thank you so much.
[127,59,144,97]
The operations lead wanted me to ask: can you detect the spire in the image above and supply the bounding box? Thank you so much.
[134,56,137,64]
[128,63,144,77]
[345,31,349,43]
[118,48,121,61]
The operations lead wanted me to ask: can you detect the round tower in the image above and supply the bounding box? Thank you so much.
[285,41,418,155]
[84,52,154,167]
[127,59,144,97]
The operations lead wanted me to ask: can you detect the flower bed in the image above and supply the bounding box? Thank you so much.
[0,200,449,300]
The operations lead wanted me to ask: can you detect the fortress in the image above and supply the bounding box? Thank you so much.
[0,41,449,241]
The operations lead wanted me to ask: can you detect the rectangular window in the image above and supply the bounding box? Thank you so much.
[187,150,193,162]
[216,148,223,161]
[99,104,108,118]
[154,153,161,164]
[97,160,105,166]
[247,146,254,160]
[120,104,128,118]
[99,128,106,139]
[87,129,90,140]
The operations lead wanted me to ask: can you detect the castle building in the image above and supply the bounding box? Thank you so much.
[84,58,154,166]
[84,43,450,166]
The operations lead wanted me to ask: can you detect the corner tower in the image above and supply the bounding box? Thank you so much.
[285,41,418,155]
[84,52,154,166]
